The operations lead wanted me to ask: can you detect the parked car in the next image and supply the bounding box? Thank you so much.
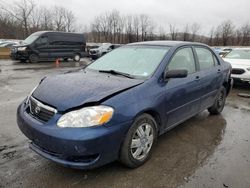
[89,43,121,60]
[17,41,233,169]
[85,43,101,58]
[219,48,232,57]
[10,31,86,63]
[223,48,250,84]
[0,41,19,48]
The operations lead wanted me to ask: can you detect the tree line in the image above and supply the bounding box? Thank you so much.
[88,10,250,46]
[1,0,250,46]
[0,0,76,39]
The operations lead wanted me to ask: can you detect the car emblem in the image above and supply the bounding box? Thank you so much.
[34,105,41,114]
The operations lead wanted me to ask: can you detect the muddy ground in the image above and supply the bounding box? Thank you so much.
[0,59,250,188]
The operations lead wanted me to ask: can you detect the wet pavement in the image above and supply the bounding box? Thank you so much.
[0,59,250,188]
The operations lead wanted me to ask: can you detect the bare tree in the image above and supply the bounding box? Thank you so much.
[214,26,221,46]
[64,9,76,32]
[140,14,150,41]
[182,24,189,41]
[208,27,214,46]
[240,23,250,46]
[158,26,166,40]
[125,15,134,43]
[219,20,235,46]
[190,23,200,41]
[0,0,35,37]
[133,15,140,42]
[30,6,43,32]
[169,24,178,40]
[53,6,66,31]
[39,7,54,30]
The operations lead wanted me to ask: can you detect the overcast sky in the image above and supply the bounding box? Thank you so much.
[35,0,250,35]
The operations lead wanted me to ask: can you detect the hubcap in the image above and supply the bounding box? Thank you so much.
[217,91,224,107]
[130,123,154,160]
[75,55,80,61]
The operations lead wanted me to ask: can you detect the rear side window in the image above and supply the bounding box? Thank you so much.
[195,47,215,70]
[168,47,196,74]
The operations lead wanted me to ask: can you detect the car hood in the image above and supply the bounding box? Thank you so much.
[223,58,250,68]
[89,48,99,51]
[32,70,144,111]
[12,44,28,48]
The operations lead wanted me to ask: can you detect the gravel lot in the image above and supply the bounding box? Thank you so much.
[0,59,250,188]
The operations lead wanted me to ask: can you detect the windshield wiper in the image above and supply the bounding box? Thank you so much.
[99,70,135,79]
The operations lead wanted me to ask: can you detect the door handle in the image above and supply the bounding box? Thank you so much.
[217,69,221,73]
[195,76,200,81]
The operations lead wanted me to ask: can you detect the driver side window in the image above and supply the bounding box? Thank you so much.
[35,36,48,46]
[168,47,196,74]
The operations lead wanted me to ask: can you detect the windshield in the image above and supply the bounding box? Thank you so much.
[87,46,170,78]
[224,50,250,59]
[23,35,39,44]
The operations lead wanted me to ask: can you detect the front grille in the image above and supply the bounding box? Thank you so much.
[11,48,17,53]
[232,68,245,75]
[28,96,57,122]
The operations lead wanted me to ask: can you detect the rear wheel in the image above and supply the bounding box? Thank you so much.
[73,54,81,62]
[29,54,39,63]
[208,87,227,115]
[119,114,157,168]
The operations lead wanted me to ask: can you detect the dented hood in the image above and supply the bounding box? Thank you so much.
[32,70,143,111]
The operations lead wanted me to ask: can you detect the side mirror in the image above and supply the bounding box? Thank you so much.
[164,69,188,80]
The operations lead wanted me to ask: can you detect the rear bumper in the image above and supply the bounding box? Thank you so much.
[17,102,132,169]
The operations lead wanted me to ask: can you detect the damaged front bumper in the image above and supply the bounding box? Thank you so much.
[17,102,132,169]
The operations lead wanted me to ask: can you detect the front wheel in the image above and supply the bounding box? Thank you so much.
[208,87,227,115]
[29,54,39,63]
[119,114,157,168]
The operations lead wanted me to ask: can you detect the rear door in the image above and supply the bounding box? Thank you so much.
[164,46,203,129]
[194,46,223,110]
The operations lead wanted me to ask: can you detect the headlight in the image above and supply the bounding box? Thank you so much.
[57,106,114,128]
[18,47,26,51]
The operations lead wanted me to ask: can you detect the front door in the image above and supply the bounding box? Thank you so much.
[34,36,49,59]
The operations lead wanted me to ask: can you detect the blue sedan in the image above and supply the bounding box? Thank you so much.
[17,41,233,169]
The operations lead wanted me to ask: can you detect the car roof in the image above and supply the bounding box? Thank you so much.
[31,31,84,37]
[233,48,250,50]
[127,40,206,47]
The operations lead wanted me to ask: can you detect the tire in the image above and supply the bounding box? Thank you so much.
[73,54,81,62]
[119,114,157,168]
[29,54,39,63]
[208,87,227,115]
